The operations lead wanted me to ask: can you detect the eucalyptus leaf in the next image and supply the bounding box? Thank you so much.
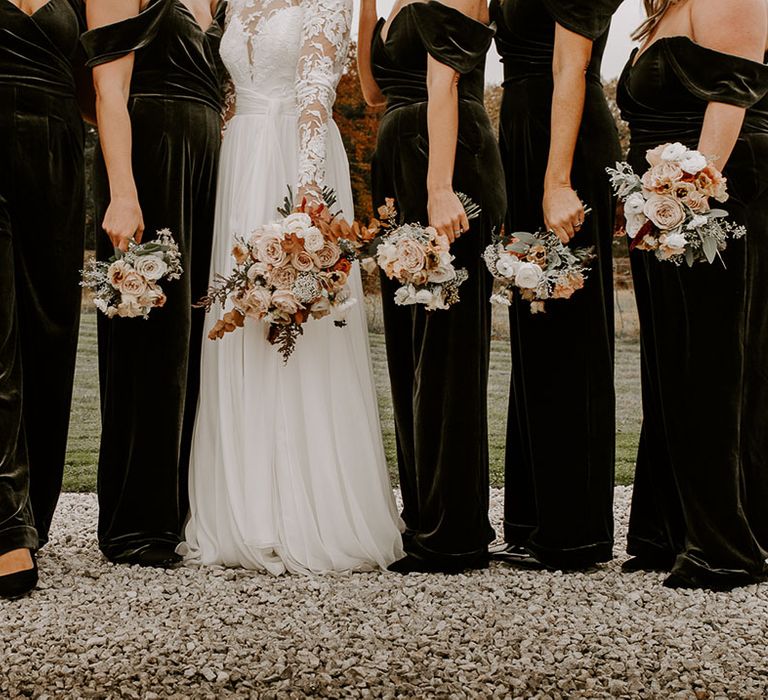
[511,231,539,245]
[685,248,695,267]
[702,236,718,264]
[708,209,729,219]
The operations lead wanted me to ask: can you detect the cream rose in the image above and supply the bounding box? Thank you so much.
[271,289,300,315]
[282,212,312,236]
[515,262,544,290]
[257,233,288,267]
[243,286,272,319]
[139,286,167,309]
[134,255,168,281]
[302,227,325,253]
[643,194,685,231]
[496,255,520,279]
[116,294,144,318]
[393,239,426,277]
[118,270,149,298]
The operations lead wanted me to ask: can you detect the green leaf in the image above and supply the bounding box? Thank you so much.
[702,236,718,264]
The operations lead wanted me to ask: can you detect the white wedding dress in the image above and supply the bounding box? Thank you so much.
[181,0,404,574]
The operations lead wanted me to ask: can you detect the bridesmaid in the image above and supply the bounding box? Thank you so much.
[0,0,87,597]
[359,0,507,573]
[82,0,225,566]
[490,0,623,570]
[618,0,768,589]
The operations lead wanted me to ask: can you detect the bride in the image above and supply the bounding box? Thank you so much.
[181,0,404,573]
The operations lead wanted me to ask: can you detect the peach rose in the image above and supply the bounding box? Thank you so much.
[118,270,148,298]
[258,233,288,267]
[134,255,168,281]
[268,264,297,290]
[312,241,341,269]
[242,286,272,319]
[643,194,685,231]
[107,259,131,288]
[291,250,316,273]
[695,166,728,203]
[642,161,684,193]
[645,144,667,167]
[138,285,167,309]
[116,294,143,318]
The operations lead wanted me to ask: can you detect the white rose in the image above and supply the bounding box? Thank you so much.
[662,232,687,250]
[496,255,521,279]
[686,215,708,230]
[134,255,168,281]
[282,213,312,235]
[515,262,544,290]
[624,192,647,216]
[625,212,648,239]
[394,285,417,306]
[302,227,325,253]
[428,266,457,284]
[661,142,688,162]
[680,151,708,175]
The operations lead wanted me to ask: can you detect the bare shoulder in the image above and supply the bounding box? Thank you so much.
[691,0,767,60]
[86,0,142,27]
[433,0,489,24]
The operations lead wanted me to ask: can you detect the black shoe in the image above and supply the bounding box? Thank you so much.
[490,543,530,563]
[622,554,675,573]
[388,552,489,575]
[663,570,761,592]
[0,555,38,600]
[115,545,182,568]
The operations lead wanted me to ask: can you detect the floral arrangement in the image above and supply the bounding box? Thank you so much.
[369,195,480,312]
[607,142,746,265]
[81,229,182,319]
[483,228,595,315]
[197,190,376,362]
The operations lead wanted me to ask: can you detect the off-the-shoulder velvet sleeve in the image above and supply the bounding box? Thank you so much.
[81,0,170,68]
[664,36,768,109]
[541,0,622,41]
[409,1,495,74]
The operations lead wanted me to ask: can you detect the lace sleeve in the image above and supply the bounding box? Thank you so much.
[295,0,352,197]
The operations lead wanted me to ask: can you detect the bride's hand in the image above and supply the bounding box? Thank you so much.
[428,187,470,244]
[543,185,584,243]
[103,195,144,252]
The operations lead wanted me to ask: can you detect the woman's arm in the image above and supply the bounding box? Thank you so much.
[357,0,386,107]
[693,0,768,169]
[425,56,469,243]
[542,23,593,243]
[87,0,145,252]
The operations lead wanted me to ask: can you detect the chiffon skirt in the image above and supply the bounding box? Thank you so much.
[182,98,404,574]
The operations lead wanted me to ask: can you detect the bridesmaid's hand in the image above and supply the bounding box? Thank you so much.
[428,188,470,244]
[543,185,585,243]
[103,195,145,252]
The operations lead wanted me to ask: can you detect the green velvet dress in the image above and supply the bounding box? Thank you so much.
[0,0,86,553]
[491,0,623,569]
[371,1,507,567]
[82,0,225,563]
[619,37,768,588]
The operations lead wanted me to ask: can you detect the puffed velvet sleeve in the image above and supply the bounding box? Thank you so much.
[410,1,496,74]
[81,0,170,68]
[664,37,768,109]
[541,0,622,41]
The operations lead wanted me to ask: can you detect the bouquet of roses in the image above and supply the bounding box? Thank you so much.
[368,195,480,312]
[81,229,182,319]
[197,189,376,362]
[607,142,746,266]
[483,227,595,315]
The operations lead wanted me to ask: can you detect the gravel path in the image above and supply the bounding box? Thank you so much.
[2,488,767,699]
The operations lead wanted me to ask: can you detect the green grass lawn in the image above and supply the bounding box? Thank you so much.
[64,310,641,491]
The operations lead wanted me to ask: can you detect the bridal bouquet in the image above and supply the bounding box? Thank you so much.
[81,229,182,319]
[483,229,595,315]
[198,190,376,362]
[607,142,746,266]
[368,195,479,312]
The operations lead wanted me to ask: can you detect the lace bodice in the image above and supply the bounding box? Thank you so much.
[221,0,351,194]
